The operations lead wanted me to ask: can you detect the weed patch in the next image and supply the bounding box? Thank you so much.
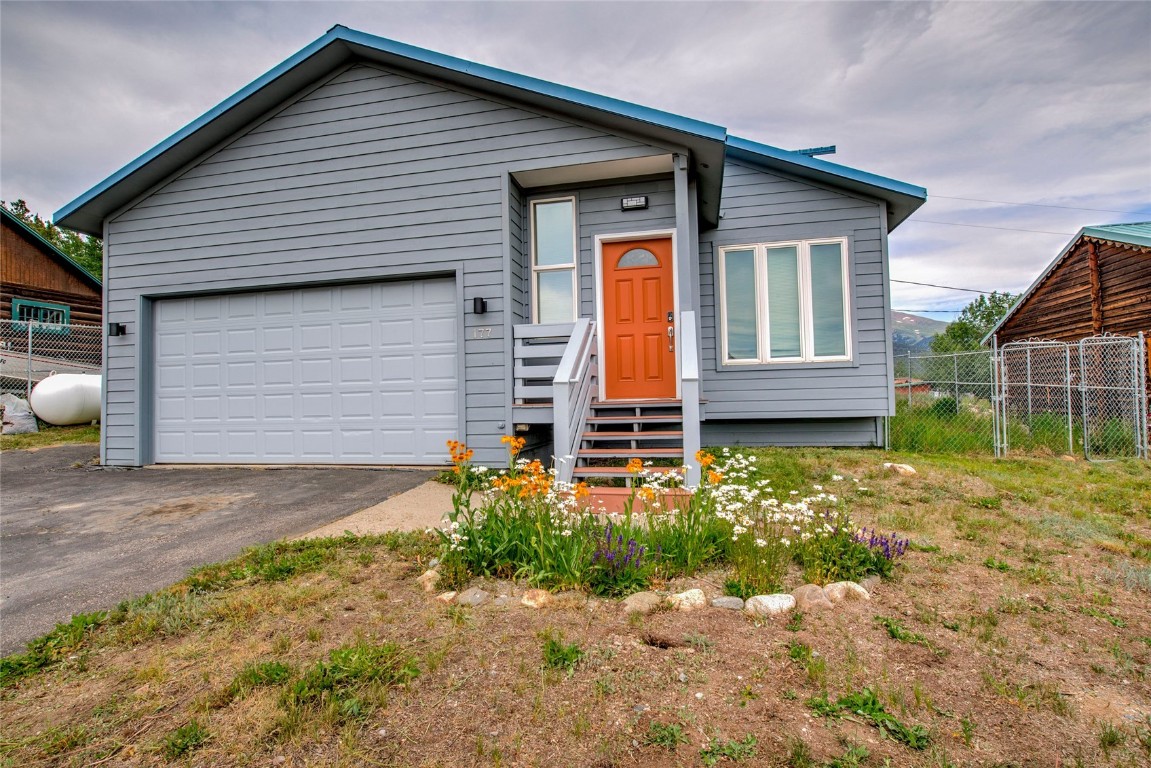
[807,687,931,749]
[644,721,687,750]
[162,719,210,759]
[540,631,584,673]
[699,734,757,765]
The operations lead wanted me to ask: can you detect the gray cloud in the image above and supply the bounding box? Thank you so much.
[2,0,1147,316]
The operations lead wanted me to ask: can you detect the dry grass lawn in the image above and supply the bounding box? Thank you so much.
[1,449,1148,767]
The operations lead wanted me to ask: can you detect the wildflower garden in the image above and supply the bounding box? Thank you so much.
[435,438,908,599]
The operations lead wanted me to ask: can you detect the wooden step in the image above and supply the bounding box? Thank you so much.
[590,399,681,408]
[581,430,683,440]
[577,447,682,458]
[571,465,683,478]
[585,414,683,424]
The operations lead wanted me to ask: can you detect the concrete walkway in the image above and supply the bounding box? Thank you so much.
[298,480,454,538]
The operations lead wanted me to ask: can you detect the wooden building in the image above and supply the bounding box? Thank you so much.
[1,207,102,325]
[987,222,1149,349]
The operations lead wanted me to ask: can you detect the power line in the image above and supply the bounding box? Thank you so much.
[905,219,1076,236]
[894,308,964,313]
[891,278,993,294]
[933,195,1144,215]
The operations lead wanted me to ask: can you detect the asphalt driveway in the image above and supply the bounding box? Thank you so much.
[0,445,433,656]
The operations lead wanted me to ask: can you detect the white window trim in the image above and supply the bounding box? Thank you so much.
[529,196,579,323]
[718,238,852,365]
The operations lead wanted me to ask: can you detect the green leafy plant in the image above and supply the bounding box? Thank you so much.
[699,734,758,765]
[807,687,931,749]
[282,641,418,723]
[540,631,584,673]
[0,611,106,685]
[644,721,688,750]
[162,719,210,759]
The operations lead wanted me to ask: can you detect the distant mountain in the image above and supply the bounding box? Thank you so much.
[892,311,950,356]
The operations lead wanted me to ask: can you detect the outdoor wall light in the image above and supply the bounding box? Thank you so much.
[472,297,487,315]
[107,322,126,337]
[620,195,649,211]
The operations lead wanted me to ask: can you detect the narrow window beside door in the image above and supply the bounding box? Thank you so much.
[530,197,578,323]
[718,239,850,364]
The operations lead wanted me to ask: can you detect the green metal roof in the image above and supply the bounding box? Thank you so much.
[983,220,1151,343]
[1081,221,1151,249]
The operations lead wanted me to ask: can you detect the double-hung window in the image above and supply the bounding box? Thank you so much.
[718,238,851,364]
[530,197,578,323]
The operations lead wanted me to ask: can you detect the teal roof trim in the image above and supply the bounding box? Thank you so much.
[982,221,1151,343]
[1081,222,1151,249]
[726,135,927,200]
[1,207,101,288]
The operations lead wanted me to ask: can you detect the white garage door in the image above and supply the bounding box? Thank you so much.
[153,278,458,464]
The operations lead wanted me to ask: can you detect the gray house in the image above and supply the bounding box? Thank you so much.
[56,26,925,483]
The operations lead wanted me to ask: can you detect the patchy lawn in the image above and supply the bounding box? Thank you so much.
[0,423,100,452]
[1,450,1148,767]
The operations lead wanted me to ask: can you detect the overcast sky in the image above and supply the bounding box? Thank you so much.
[2,0,1148,318]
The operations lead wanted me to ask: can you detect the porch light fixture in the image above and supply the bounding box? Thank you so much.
[620,195,648,211]
[107,322,126,337]
[472,297,487,315]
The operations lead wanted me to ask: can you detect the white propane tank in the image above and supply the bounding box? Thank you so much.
[29,373,102,426]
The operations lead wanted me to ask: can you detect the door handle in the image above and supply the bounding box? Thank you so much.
[667,325,675,351]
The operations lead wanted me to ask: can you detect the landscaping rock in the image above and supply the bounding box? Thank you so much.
[435,591,457,604]
[823,581,870,603]
[882,462,917,476]
[455,587,492,607]
[492,595,514,608]
[668,588,706,612]
[744,594,795,617]
[710,596,744,611]
[860,575,881,594]
[416,569,440,592]
[792,583,834,611]
[621,591,665,615]
[521,588,553,608]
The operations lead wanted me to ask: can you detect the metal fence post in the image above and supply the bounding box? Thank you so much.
[26,321,33,399]
[1064,345,1073,455]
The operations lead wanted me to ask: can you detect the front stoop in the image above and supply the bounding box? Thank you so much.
[570,400,686,497]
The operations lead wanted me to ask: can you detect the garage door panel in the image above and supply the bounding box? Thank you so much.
[153,278,458,464]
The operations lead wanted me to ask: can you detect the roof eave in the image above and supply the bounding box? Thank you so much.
[55,26,729,234]
[724,136,927,229]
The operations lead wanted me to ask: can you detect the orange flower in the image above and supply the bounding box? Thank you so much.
[447,439,472,465]
[573,481,591,500]
[640,486,657,502]
[695,450,715,468]
[626,458,644,474]
[500,435,527,456]
[708,470,724,485]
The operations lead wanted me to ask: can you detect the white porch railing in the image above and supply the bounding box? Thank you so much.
[552,318,597,483]
[680,310,702,486]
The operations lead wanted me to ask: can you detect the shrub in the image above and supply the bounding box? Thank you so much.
[588,521,653,596]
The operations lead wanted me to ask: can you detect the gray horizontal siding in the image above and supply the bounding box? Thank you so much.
[699,160,891,421]
[103,61,670,466]
[702,418,883,448]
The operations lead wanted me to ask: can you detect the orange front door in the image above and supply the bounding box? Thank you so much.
[602,237,676,400]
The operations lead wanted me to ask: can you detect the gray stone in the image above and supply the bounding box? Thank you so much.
[793,583,834,611]
[744,594,796,617]
[521,588,552,608]
[491,595,514,608]
[823,581,870,603]
[455,587,492,607]
[860,575,881,595]
[711,596,745,611]
[882,462,917,476]
[621,591,664,615]
[668,588,706,612]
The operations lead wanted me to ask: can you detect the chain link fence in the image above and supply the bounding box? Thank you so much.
[0,320,103,398]
[887,334,1148,460]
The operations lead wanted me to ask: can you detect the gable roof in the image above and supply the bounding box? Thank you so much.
[1,207,102,290]
[54,25,926,236]
[983,221,1151,343]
